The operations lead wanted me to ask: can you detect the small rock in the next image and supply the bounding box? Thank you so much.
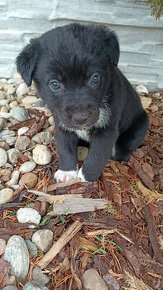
[45,125,55,133]
[78,146,88,161]
[7,148,20,164]
[17,208,41,226]
[0,188,14,204]
[6,170,20,186]
[0,91,7,99]
[33,145,52,165]
[0,112,12,119]
[16,83,29,97]
[17,127,29,136]
[24,281,49,290]
[32,267,49,285]
[11,107,29,121]
[2,286,18,290]
[22,96,38,106]
[0,238,6,255]
[15,136,30,151]
[19,161,36,173]
[0,129,15,141]
[0,148,8,167]
[19,172,38,189]
[32,229,53,252]
[48,116,55,126]
[82,269,107,290]
[136,85,148,95]
[6,137,17,147]
[0,117,5,130]
[32,132,52,145]
[7,85,16,95]
[34,99,45,107]
[2,275,16,288]
[0,99,9,106]
[150,105,158,112]
[1,106,8,113]
[103,274,120,290]
[25,240,38,257]
[9,101,18,109]
[140,97,152,109]
[3,235,29,283]
[0,141,9,151]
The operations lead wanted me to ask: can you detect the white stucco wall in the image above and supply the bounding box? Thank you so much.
[0,0,163,89]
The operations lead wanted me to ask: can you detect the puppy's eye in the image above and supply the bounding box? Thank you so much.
[49,80,61,91]
[90,73,100,85]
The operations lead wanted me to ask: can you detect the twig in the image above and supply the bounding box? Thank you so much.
[144,205,163,264]
[38,220,82,269]
[47,178,81,191]
[86,229,134,244]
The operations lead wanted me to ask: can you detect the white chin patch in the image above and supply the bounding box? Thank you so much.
[78,167,87,182]
[54,169,78,182]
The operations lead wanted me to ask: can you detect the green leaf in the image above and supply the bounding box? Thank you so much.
[95,236,102,242]
[39,215,52,226]
[60,215,65,223]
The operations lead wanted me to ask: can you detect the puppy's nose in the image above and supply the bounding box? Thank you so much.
[73,113,88,125]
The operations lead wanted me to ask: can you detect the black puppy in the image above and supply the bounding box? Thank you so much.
[16,23,149,182]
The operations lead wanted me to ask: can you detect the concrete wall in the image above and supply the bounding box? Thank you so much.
[0,0,163,89]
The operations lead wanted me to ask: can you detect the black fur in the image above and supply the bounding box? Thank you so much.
[16,23,149,181]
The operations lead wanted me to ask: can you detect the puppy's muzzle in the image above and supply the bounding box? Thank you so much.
[72,112,89,126]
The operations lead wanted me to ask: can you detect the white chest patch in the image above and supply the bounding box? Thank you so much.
[75,129,90,142]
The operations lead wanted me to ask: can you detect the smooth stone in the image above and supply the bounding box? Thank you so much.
[140,97,152,109]
[32,229,53,252]
[22,96,37,106]
[15,136,30,151]
[32,267,49,285]
[19,161,36,173]
[18,127,29,136]
[0,91,7,99]
[0,148,8,167]
[17,208,41,226]
[0,238,6,255]
[32,132,52,145]
[7,86,16,95]
[16,83,29,97]
[48,116,55,126]
[0,78,7,84]
[82,269,107,290]
[9,101,18,109]
[11,107,29,121]
[6,137,17,146]
[24,281,49,290]
[0,188,14,204]
[3,235,29,283]
[2,275,16,288]
[0,99,9,106]
[19,172,38,189]
[1,106,8,113]
[2,286,18,290]
[7,148,20,164]
[0,112,12,119]
[33,145,52,165]
[44,125,55,133]
[34,99,45,107]
[25,240,38,257]
[78,146,88,161]
[0,141,9,151]
[136,84,148,95]
[6,170,20,186]
[0,129,15,141]
[103,274,120,290]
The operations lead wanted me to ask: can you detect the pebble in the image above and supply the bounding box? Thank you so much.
[19,172,38,189]
[32,132,52,145]
[6,137,17,147]
[0,112,12,119]
[34,99,45,107]
[0,91,7,99]
[2,286,18,290]
[32,267,49,285]
[32,229,53,252]
[0,129,15,141]
[2,276,16,288]
[9,101,18,109]
[0,99,9,106]
[11,107,29,121]
[82,269,107,290]
[19,161,36,173]
[0,238,6,255]
[0,117,5,130]
[15,136,30,151]
[78,146,88,161]
[22,96,38,106]
[0,188,14,204]
[140,97,152,109]
[136,84,148,95]
[16,83,29,97]
[24,281,49,290]
[7,148,20,164]
[48,116,55,126]
[25,240,38,257]
[17,127,29,136]
[0,141,9,150]
[17,208,41,226]
[1,106,8,113]
[3,235,29,283]
[7,86,16,95]
[0,148,8,167]
[33,145,52,165]
[6,170,20,186]
[103,274,120,290]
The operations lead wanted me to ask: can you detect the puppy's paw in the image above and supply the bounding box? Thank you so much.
[54,169,78,183]
[78,167,87,182]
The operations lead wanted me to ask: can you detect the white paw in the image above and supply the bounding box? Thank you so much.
[78,167,87,182]
[54,169,78,182]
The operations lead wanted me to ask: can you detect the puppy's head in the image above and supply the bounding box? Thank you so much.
[16,23,119,130]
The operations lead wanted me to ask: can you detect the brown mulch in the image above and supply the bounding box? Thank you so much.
[0,91,163,289]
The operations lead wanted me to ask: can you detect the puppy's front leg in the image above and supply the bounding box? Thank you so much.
[78,128,118,182]
[54,127,79,182]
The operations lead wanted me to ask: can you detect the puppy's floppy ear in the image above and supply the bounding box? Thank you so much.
[103,30,120,66]
[16,39,39,86]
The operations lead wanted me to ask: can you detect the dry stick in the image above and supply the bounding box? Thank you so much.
[38,220,82,269]
[47,178,81,192]
[144,205,163,264]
